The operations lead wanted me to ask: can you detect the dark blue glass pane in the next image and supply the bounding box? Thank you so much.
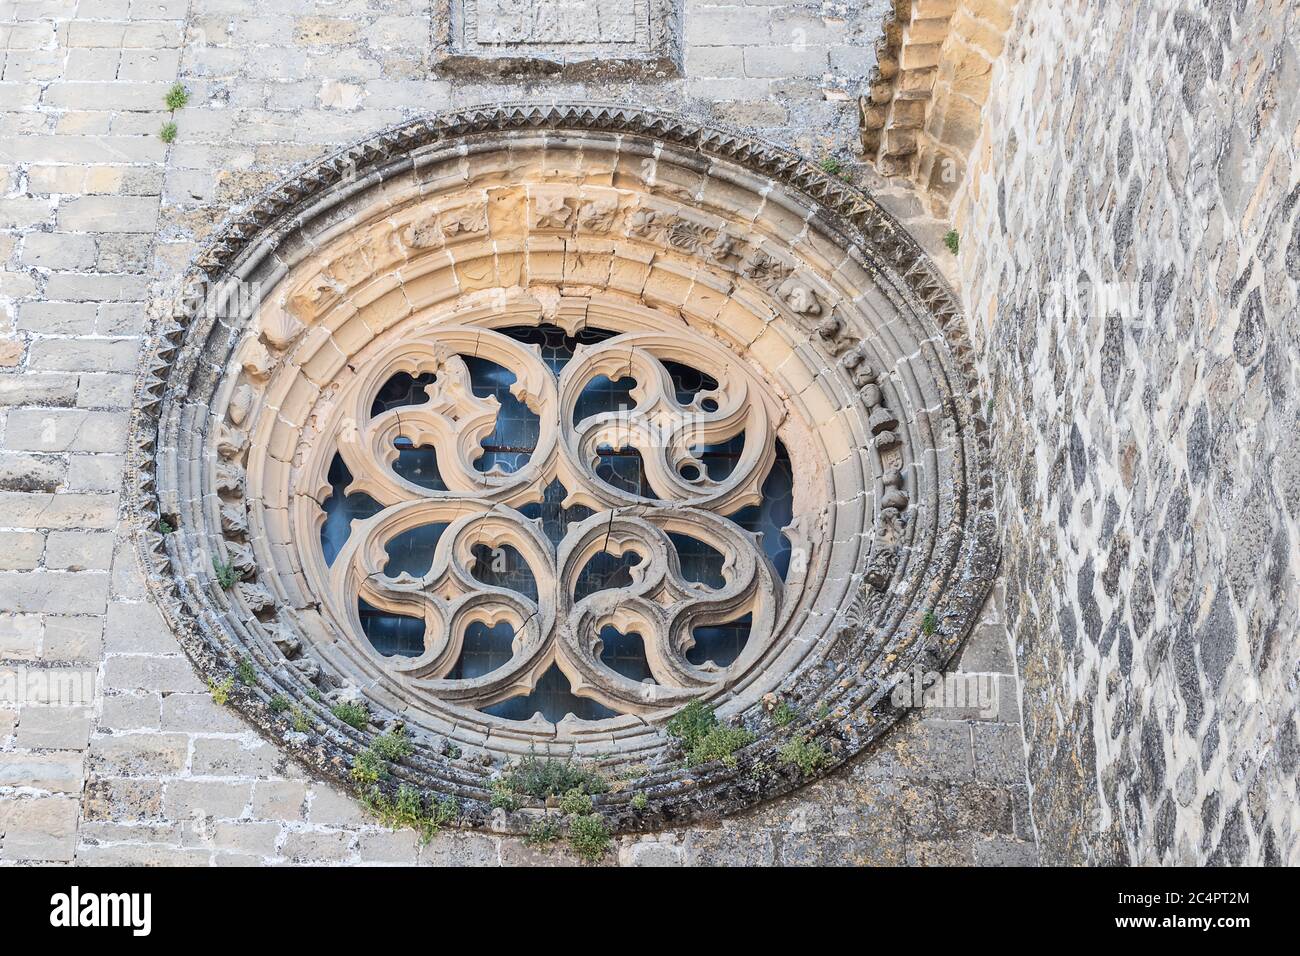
[660,359,719,406]
[481,663,618,722]
[518,479,596,547]
[668,532,726,588]
[470,542,538,602]
[498,324,618,374]
[687,613,752,668]
[573,373,636,425]
[688,430,745,483]
[320,455,383,566]
[595,444,657,498]
[370,371,436,415]
[359,597,423,658]
[391,437,447,491]
[573,549,640,602]
[599,626,652,682]
[462,355,540,475]
[383,522,449,578]
[447,620,514,680]
[727,439,794,580]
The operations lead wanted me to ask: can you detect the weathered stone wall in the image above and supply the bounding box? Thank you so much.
[0,0,1035,865]
[955,0,1299,864]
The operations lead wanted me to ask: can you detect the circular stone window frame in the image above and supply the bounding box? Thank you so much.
[127,104,998,832]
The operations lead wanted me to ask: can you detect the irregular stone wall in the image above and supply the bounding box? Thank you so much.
[955,0,1299,864]
[0,0,1035,865]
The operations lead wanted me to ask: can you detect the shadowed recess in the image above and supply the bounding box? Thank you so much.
[359,597,424,658]
[320,454,383,566]
[481,663,618,723]
[668,532,726,588]
[687,613,752,668]
[371,371,437,415]
[727,439,794,580]
[470,541,538,602]
[519,479,596,545]
[598,626,653,683]
[382,522,449,578]
[499,323,618,374]
[573,547,641,602]
[446,620,514,680]
[463,354,540,475]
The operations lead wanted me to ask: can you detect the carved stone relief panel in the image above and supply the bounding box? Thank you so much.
[436,0,681,78]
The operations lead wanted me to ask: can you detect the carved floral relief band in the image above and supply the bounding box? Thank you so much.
[127,104,997,830]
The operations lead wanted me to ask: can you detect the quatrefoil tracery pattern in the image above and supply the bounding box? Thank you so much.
[319,323,787,720]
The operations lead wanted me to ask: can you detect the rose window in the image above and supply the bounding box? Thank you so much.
[131,106,996,827]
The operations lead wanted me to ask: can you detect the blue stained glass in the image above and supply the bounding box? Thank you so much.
[668,532,726,588]
[599,626,652,682]
[462,355,540,476]
[446,620,514,680]
[482,663,618,722]
[469,542,538,602]
[358,597,423,658]
[687,613,753,668]
[383,522,448,578]
[320,455,382,566]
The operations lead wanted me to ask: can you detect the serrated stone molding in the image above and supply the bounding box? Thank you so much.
[126,103,997,831]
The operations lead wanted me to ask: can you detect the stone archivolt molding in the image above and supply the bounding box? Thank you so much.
[859,0,1018,217]
[128,104,997,830]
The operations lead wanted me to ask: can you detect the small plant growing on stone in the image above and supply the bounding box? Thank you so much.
[524,816,561,847]
[818,155,850,180]
[943,229,960,254]
[771,701,801,727]
[921,610,938,635]
[668,701,755,767]
[665,700,717,751]
[814,702,831,721]
[308,688,322,702]
[351,747,387,788]
[501,756,609,800]
[158,517,174,535]
[630,792,648,812]
[164,82,189,111]
[159,121,177,144]
[371,726,412,763]
[559,787,594,817]
[209,675,234,706]
[236,656,256,685]
[331,700,368,730]
[365,783,458,842]
[445,742,461,760]
[489,778,520,811]
[778,734,832,776]
[686,724,756,768]
[567,814,611,863]
[291,706,311,733]
[269,694,289,715]
[213,557,243,590]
